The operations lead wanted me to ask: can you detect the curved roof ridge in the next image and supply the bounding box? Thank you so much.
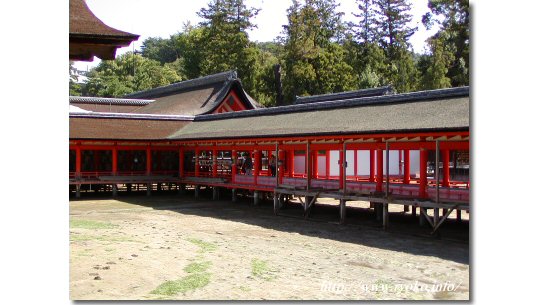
[195,86,469,122]
[123,70,237,99]
[294,85,394,104]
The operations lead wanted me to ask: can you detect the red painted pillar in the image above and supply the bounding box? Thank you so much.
[339,148,345,189]
[76,145,81,177]
[254,150,260,185]
[212,149,218,177]
[289,150,295,177]
[376,148,383,192]
[146,146,152,175]
[278,150,285,184]
[325,150,330,179]
[353,150,358,178]
[231,150,237,183]
[313,150,319,179]
[420,148,428,198]
[403,150,410,184]
[179,147,184,178]
[194,149,199,177]
[112,145,118,175]
[369,150,375,182]
[443,149,450,187]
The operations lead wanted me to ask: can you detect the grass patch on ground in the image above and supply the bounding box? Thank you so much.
[251,258,277,281]
[184,261,212,274]
[150,273,211,296]
[70,234,139,243]
[187,238,217,253]
[70,219,118,230]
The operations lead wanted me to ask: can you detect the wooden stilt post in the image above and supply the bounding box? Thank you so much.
[339,199,346,224]
[412,206,417,217]
[146,183,151,196]
[419,208,427,227]
[112,184,118,197]
[253,191,259,205]
[195,185,200,199]
[76,184,81,198]
[232,188,237,202]
[213,187,219,200]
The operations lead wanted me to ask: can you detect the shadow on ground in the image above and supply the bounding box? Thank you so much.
[70,187,469,265]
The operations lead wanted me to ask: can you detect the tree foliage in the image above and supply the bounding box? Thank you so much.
[72,0,469,104]
[82,53,181,97]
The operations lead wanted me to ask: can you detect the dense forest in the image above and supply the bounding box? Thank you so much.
[70,0,469,106]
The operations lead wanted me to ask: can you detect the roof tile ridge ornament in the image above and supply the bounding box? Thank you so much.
[123,70,238,98]
[294,85,395,104]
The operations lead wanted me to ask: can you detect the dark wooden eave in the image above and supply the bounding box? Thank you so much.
[69,0,139,61]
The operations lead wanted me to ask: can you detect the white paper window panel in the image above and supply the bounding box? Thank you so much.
[410,150,420,177]
[329,150,340,176]
[357,150,370,175]
[294,155,306,174]
[317,156,326,176]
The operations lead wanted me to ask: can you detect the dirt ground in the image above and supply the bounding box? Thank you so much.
[69,191,469,300]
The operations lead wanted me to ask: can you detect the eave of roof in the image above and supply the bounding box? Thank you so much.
[69,112,194,121]
[294,85,394,104]
[69,96,154,106]
[195,86,469,122]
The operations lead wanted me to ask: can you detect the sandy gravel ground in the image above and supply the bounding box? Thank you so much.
[69,193,469,300]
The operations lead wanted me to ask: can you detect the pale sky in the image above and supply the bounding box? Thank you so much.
[74,0,437,72]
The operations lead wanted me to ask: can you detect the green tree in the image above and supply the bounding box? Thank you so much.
[422,0,469,86]
[420,37,454,90]
[83,53,181,97]
[372,0,419,92]
[281,0,356,103]
[69,61,82,96]
[140,36,179,64]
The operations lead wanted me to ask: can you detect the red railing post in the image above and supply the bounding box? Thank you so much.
[403,149,410,184]
[179,146,184,179]
[369,149,375,182]
[146,145,151,176]
[76,144,81,178]
[376,148,383,192]
[443,149,450,187]
[231,150,237,183]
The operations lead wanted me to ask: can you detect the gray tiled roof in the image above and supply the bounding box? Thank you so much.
[169,87,469,140]
[123,71,238,99]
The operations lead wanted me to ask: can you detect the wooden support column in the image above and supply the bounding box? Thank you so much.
[212,149,218,178]
[75,184,81,198]
[195,185,200,199]
[75,145,82,178]
[443,149,450,187]
[419,148,428,198]
[194,149,200,177]
[232,188,237,202]
[231,150,237,183]
[376,148,383,192]
[369,150,375,182]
